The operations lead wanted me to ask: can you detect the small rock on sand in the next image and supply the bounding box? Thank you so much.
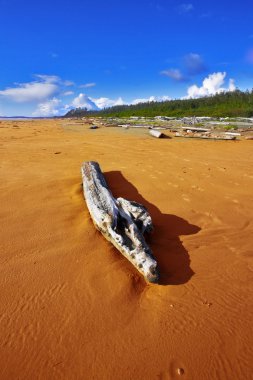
[177,368,185,375]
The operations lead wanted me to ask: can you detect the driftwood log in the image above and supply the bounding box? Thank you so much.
[81,161,159,283]
[149,129,164,138]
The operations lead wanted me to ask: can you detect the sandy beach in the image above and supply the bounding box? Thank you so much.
[0,119,252,379]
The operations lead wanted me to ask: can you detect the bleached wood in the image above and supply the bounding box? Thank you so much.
[182,126,210,132]
[224,132,241,136]
[81,161,159,283]
[149,129,164,138]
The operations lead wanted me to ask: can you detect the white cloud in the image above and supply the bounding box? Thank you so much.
[70,94,171,110]
[35,74,60,83]
[177,3,194,13]
[132,96,170,105]
[72,93,99,110]
[35,75,74,87]
[92,96,124,109]
[184,53,206,75]
[132,96,156,105]
[0,80,58,103]
[79,82,96,88]
[33,97,61,117]
[157,95,171,102]
[114,97,125,106]
[70,94,125,110]
[160,68,186,81]
[228,78,236,91]
[63,80,75,87]
[185,72,236,98]
[62,91,74,96]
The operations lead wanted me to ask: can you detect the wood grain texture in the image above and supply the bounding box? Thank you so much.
[81,161,159,283]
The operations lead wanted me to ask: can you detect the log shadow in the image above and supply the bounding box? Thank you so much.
[105,171,201,286]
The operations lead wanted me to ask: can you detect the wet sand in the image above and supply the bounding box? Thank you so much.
[0,119,252,379]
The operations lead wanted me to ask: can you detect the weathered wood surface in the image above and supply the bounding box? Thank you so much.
[175,132,236,141]
[149,129,164,138]
[182,126,210,132]
[224,132,241,136]
[81,161,159,283]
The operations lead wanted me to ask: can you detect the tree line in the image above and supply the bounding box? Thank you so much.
[65,89,253,118]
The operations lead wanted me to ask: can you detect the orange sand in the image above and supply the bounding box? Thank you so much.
[0,119,252,380]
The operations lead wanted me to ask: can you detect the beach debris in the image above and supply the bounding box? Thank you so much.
[149,129,165,138]
[81,161,159,283]
[177,368,185,376]
[90,125,99,129]
[182,126,210,132]
[202,300,213,307]
[174,132,236,140]
[224,132,241,136]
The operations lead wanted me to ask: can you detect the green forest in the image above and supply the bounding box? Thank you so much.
[65,89,253,118]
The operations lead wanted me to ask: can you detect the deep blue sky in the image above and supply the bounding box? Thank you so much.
[0,0,253,115]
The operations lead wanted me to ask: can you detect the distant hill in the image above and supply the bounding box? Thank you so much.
[64,90,253,118]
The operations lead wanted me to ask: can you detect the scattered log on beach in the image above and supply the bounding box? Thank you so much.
[81,161,159,283]
[182,126,210,132]
[149,129,164,138]
[174,132,236,140]
[224,132,241,136]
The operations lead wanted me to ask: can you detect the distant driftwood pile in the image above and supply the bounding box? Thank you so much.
[81,161,159,283]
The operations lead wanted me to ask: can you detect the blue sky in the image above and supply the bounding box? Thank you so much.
[0,0,253,116]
